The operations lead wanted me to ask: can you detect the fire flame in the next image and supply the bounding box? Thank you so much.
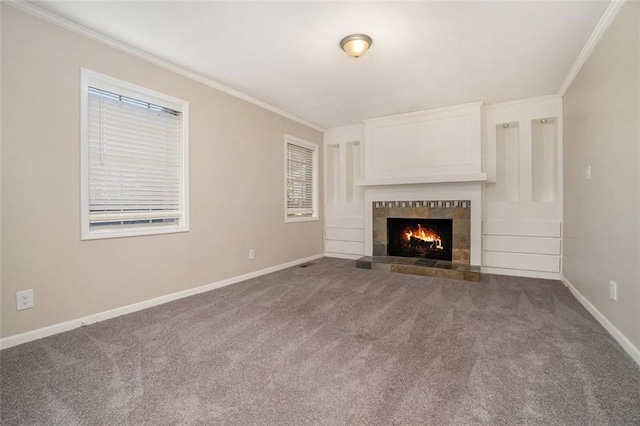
[405,225,443,250]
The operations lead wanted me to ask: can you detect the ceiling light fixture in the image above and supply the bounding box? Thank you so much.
[340,34,372,58]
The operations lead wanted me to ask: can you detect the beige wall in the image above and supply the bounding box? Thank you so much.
[0,5,324,338]
[563,2,640,349]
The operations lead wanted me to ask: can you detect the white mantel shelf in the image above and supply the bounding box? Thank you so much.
[356,173,488,187]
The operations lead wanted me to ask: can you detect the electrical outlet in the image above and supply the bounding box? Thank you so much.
[249,249,255,260]
[609,281,617,301]
[585,165,592,180]
[16,289,34,311]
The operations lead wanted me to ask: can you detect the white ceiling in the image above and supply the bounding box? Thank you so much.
[32,1,609,129]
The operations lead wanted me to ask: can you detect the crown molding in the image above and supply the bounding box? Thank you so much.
[558,0,627,96]
[484,94,561,110]
[3,0,325,133]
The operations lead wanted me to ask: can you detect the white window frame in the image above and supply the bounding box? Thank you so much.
[284,134,319,223]
[80,69,189,240]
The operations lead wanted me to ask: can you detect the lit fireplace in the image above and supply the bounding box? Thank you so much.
[405,224,444,250]
[387,218,453,261]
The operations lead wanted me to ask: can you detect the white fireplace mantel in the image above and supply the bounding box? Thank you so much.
[357,172,487,187]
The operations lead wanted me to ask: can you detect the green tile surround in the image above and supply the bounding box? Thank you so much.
[356,256,481,282]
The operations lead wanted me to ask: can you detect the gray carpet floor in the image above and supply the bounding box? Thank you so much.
[1,257,639,425]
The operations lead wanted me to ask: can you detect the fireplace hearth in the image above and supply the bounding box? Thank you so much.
[387,218,453,261]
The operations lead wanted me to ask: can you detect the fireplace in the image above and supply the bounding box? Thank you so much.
[387,218,453,261]
[372,200,471,264]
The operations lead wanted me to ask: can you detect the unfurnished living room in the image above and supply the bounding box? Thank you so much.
[1,0,639,424]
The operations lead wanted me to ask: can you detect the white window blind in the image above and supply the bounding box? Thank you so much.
[87,86,183,231]
[286,139,316,219]
[81,69,188,240]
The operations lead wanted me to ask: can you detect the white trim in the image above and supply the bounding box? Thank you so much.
[356,173,487,187]
[80,69,190,240]
[81,226,190,241]
[325,252,363,260]
[560,275,640,367]
[5,0,324,133]
[284,216,320,224]
[284,134,319,223]
[82,68,187,110]
[0,253,325,350]
[558,0,627,96]
[483,94,561,110]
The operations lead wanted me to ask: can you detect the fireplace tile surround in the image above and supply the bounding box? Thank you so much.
[372,200,471,264]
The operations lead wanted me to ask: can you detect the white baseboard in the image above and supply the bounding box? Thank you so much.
[324,252,363,260]
[560,275,640,367]
[0,253,325,350]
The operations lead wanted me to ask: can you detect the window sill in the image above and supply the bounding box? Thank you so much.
[81,224,189,240]
[285,216,319,224]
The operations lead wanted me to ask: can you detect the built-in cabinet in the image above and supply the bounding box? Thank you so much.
[324,96,563,279]
[324,125,366,259]
[482,96,562,278]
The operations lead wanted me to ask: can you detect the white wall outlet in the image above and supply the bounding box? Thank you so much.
[16,289,34,311]
[249,249,255,260]
[609,281,617,301]
[585,165,591,180]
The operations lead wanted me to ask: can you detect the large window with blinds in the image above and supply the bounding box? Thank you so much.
[80,69,189,239]
[284,135,318,222]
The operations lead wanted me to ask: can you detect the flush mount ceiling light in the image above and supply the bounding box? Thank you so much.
[340,34,372,58]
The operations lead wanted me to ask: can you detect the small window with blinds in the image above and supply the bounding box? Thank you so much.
[284,135,318,222]
[80,69,189,239]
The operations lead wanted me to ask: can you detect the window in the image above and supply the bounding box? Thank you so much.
[80,69,189,239]
[284,135,318,222]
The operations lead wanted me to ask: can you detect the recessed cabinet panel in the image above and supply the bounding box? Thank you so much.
[370,116,471,171]
[364,102,482,179]
[482,251,560,273]
[531,118,558,202]
[483,235,561,255]
[486,123,519,202]
[326,144,340,204]
[346,141,363,203]
[483,220,561,237]
[325,240,365,256]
